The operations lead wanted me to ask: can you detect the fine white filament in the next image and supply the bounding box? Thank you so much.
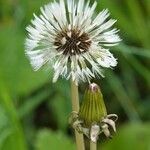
[25,0,121,84]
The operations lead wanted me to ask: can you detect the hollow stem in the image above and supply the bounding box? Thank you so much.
[71,80,85,150]
[90,141,97,150]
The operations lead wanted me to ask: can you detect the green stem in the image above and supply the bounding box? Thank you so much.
[71,80,85,150]
[90,141,97,150]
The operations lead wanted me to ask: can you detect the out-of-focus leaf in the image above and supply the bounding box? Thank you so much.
[0,106,12,149]
[98,0,137,41]
[102,123,150,150]
[35,129,75,150]
[0,25,50,97]
[115,44,150,58]
[0,85,27,150]
[124,0,150,48]
[50,95,71,131]
[122,54,150,86]
[19,86,53,118]
[50,81,71,131]
[106,71,140,122]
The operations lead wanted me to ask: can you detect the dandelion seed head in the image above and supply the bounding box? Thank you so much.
[25,0,121,84]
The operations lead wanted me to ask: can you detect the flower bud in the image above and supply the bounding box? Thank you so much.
[79,83,107,127]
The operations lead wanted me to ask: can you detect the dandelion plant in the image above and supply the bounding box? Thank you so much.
[25,0,121,150]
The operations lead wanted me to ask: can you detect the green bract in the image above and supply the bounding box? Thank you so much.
[79,83,107,127]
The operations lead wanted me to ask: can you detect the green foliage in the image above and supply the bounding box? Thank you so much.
[0,0,150,149]
[0,90,27,150]
[35,129,75,150]
[102,123,150,150]
[0,106,12,149]
[0,26,50,97]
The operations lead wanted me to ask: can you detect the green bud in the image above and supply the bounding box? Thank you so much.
[79,83,107,127]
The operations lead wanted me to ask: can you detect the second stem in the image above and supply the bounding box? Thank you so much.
[90,141,97,150]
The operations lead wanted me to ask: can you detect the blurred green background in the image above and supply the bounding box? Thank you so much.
[0,0,150,150]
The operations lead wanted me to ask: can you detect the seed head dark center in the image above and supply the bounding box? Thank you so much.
[54,29,91,55]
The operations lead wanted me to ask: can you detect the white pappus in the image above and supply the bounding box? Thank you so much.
[25,0,121,84]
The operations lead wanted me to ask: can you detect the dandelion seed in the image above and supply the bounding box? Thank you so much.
[61,37,67,45]
[25,0,121,84]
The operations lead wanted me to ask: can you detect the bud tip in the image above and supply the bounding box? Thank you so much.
[89,83,100,92]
